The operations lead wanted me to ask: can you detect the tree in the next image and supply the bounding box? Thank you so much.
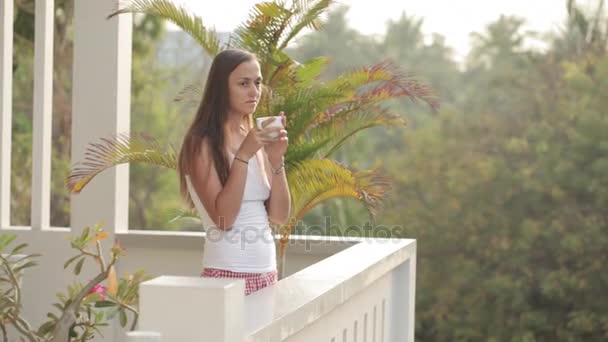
[380,2,608,339]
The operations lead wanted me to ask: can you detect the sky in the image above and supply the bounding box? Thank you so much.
[171,0,569,61]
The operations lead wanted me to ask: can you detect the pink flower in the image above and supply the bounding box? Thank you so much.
[87,284,106,301]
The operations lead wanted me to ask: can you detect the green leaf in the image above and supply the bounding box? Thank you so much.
[12,253,41,264]
[83,292,102,305]
[13,260,38,274]
[285,138,330,165]
[95,310,105,323]
[9,243,28,256]
[108,0,221,56]
[311,104,406,158]
[64,255,82,269]
[67,133,177,193]
[117,280,128,299]
[173,82,203,108]
[278,0,334,51]
[80,226,91,242]
[74,258,85,275]
[288,159,390,222]
[119,309,128,328]
[296,57,330,86]
[56,292,68,303]
[166,207,201,225]
[0,233,17,253]
[95,300,117,308]
[37,321,56,336]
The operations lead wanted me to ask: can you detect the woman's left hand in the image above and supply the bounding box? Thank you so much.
[264,111,288,164]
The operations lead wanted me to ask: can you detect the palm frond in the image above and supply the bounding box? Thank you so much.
[231,2,294,69]
[287,159,391,224]
[296,57,330,86]
[174,82,203,109]
[272,86,344,142]
[321,61,440,115]
[278,0,334,51]
[308,104,406,157]
[284,138,331,166]
[67,133,177,194]
[109,0,221,56]
[166,207,201,225]
[271,56,329,92]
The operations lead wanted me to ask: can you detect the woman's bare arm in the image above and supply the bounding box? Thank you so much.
[264,153,291,225]
[189,138,249,230]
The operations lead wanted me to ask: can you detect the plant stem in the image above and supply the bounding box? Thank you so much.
[95,240,107,272]
[49,257,116,342]
[12,316,39,342]
[0,255,39,341]
[1,323,8,341]
[121,303,139,331]
[0,255,22,316]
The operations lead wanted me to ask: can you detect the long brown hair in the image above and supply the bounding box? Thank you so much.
[178,49,257,208]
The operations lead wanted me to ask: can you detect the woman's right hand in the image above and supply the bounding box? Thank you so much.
[236,126,281,159]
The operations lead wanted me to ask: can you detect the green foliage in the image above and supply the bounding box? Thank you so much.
[0,235,40,340]
[0,224,149,341]
[108,0,221,56]
[289,1,607,340]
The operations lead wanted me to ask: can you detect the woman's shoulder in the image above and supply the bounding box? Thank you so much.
[198,136,216,157]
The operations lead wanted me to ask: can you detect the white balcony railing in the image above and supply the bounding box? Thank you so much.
[130,238,416,342]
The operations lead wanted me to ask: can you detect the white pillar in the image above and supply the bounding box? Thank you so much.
[71,2,132,340]
[0,0,14,228]
[70,0,132,233]
[138,276,246,342]
[389,243,417,342]
[31,0,54,230]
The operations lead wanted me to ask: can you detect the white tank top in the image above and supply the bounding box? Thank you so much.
[185,151,277,273]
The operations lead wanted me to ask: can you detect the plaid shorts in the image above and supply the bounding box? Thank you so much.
[201,268,278,295]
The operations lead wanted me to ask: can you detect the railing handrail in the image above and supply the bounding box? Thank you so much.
[244,238,416,341]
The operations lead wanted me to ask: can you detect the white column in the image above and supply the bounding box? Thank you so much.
[70,0,132,232]
[138,276,246,342]
[0,0,14,228]
[388,243,417,342]
[31,0,54,230]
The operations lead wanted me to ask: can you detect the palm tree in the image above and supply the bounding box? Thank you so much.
[67,0,438,277]
[553,0,607,58]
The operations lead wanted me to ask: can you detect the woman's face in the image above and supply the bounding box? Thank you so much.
[228,59,262,117]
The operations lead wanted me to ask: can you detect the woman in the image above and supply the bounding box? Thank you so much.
[177,49,291,295]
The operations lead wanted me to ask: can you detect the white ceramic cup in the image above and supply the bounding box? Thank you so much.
[256,116,283,138]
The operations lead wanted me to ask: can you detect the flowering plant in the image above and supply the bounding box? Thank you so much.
[0,222,149,342]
